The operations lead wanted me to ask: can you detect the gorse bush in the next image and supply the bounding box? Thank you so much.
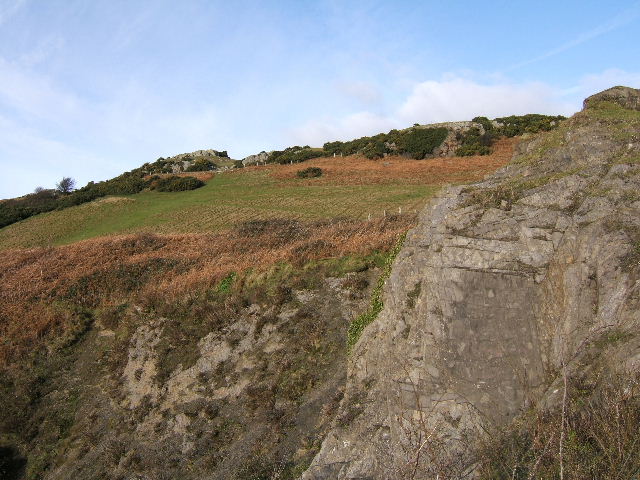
[323,127,448,160]
[397,127,449,159]
[186,159,217,172]
[296,167,323,178]
[494,114,566,137]
[268,146,328,164]
[455,126,494,156]
[150,175,204,192]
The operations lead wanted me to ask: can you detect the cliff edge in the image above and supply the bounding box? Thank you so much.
[303,87,640,479]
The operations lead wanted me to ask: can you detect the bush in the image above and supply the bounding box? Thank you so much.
[472,116,494,133]
[456,144,492,156]
[186,159,217,172]
[150,176,205,192]
[398,127,449,159]
[494,114,566,137]
[455,126,494,156]
[268,147,328,165]
[322,127,447,160]
[296,167,323,179]
[477,374,640,479]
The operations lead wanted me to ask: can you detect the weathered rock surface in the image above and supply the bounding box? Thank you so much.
[583,85,640,111]
[429,121,486,157]
[303,87,640,478]
[243,151,271,166]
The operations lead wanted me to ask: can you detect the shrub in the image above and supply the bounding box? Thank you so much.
[322,127,447,160]
[472,116,494,133]
[455,126,494,156]
[150,176,205,192]
[296,167,323,178]
[186,159,217,172]
[477,374,640,479]
[268,147,328,165]
[494,114,566,137]
[398,127,449,159]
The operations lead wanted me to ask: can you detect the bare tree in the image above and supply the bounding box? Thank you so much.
[56,177,75,194]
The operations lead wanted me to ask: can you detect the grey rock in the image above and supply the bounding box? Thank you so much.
[303,88,640,478]
[242,151,270,166]
[583,85,640,111]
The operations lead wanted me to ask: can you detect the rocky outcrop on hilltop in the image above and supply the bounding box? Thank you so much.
[429,121,488,157]
[583,85,640,111]
[242,151,271,166]
[167,149,229,161]
[303,87,640,478]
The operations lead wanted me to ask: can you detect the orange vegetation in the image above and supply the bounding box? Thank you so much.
[264,137,518,186]
[0,215,413,366]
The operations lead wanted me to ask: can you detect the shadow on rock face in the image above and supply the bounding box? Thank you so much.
[0,446,26,480]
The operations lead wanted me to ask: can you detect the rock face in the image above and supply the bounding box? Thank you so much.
[429,121,486,157]
[242,151,271,166]
[583,85,640,111]
[303,87,640,478]
[37,274,373,480]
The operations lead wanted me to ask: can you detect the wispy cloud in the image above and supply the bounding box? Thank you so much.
[502,2,640,72]
[0,0,26,25]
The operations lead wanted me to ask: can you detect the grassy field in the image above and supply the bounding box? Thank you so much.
[0,139,516,249]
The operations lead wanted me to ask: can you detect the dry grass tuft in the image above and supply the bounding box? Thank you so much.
[264,137,517,186]
[0,215,414,366]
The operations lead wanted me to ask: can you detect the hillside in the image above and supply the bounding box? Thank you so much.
[0,126,518,479]
[0,138,516,250]
[2,88,638,480]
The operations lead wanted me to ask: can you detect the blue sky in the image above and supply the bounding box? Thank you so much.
[1,0,639,198]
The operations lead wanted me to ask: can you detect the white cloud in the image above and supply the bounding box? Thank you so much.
[397,78,575,124]
[289,75,579,147]
[575,68,640,95]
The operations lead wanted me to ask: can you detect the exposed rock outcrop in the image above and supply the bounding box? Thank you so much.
[583,85,640,111]
[242,151,271,166]
[303,87,640,478]
[429,121,486,157]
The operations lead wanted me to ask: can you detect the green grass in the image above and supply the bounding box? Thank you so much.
[0,170,437,249]
[347,232,406,350]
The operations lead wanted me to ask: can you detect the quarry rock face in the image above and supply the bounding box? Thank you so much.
[303,87,640,478]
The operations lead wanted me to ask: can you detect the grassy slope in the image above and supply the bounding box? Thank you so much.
[0,139,517,249]
[0,166,433,249]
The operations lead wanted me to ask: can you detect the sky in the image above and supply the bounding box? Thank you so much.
[1,0,639,198]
